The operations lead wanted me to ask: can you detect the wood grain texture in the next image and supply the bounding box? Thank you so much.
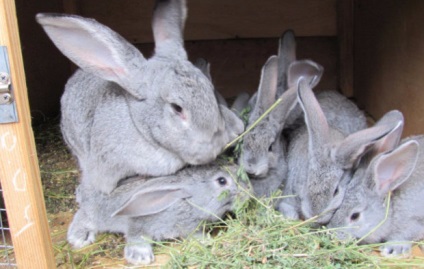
[338,0,354,97]
[77,0,337,43]
[353,0,424,136]
[136,37,338,100]
[0,0,56,268]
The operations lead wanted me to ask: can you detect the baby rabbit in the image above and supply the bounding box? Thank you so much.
[328,135,422,257]
[240,31,301,198]
[36,0,243,193]
[67,163,250,265]
[277,79,402,222]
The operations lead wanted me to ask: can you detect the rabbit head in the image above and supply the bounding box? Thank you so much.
[112,164,250,221]
[295,80,403,223]
[36,0,242,168]
[327,139,419,243]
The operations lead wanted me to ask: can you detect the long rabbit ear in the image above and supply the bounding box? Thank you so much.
[252,56,279,118]
[371,140,419,197]
[277,30,296,96]
[112,188,191,217]
[297,78,329,156]
[152,0,188,59]
[370,110,404,156]
[36,13,146,99]
[333,124,395,169]
[288,60,324,89]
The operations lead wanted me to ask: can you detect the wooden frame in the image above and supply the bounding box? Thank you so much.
[0,0,56,268]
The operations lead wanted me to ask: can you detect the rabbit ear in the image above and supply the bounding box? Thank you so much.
[112,188,191,217]
[333,124,395,169]
[253,56,279,114]
[288,60,324,89]
[371,140,419,196]
[270,86,298,126]
[277,30,296,95]
[194,58,212,81]
[370,110,404,155]
[297,78,329,156]
[152,0,188,59]
[36,13,146,99]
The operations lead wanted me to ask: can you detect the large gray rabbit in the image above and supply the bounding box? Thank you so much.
[327,135,422,257]
[36,0,243,193]
[67,163,250,265]
[277,79,402,222]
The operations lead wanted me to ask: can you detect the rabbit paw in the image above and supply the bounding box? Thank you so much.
[124,243,154,265]
[67,228,96,249]
[380,243,412,257]
[277,202,300,220]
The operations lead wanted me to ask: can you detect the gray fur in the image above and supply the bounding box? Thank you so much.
[67,163,250,265]
[240,31,301,198]
[277,80,401,222]
[36,0,243,194]
[328,136,423,257]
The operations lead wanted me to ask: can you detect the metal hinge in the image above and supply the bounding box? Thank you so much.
[0,46,18,123]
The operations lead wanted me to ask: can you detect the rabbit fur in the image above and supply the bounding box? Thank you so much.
[277,79,402,222]
[36,0,243,193]
[327,134,423,257]
[67,163,250,265]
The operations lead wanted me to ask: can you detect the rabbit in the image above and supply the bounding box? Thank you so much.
[231,91,251,117]
[240,31,297,198]
[276,79,404,223]
[194,58,228,107]
[327,135,423,257]
[241,59,322,197]
[67,163,251,265]
[36,0,244,194]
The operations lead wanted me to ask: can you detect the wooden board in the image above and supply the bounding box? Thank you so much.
[0,0,56,268]
[353,0,424,137]
[75,0,337,43]
[136,37,338,99]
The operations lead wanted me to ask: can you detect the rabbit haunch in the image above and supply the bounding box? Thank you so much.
[67,164,249,265]
[36,0,243,194]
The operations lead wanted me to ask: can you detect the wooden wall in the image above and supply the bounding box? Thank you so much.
[15,0,70,125]
[353,0,424,136]
[16,0,339,124]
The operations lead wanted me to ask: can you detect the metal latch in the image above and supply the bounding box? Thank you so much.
[0,72,13,105]
[0,46,18,123]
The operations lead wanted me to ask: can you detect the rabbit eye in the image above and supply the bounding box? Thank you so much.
[217,177,227,186]
[350,212,360,221]
[171,103,183,114]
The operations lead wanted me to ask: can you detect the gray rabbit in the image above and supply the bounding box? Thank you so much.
[327,135,422,257]
[240,31,300,198]
[67,163,250,265]
[240,30,366,199]
[36,0,243,193]
[277,79,402,222]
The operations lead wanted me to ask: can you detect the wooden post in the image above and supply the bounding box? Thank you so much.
[0,0,56,268]
[338,0,354,97]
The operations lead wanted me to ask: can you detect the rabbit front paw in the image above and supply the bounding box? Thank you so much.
[67,228,96,249]
[380,242,412,257]
[124,243,154,265]
[277,202,300,220]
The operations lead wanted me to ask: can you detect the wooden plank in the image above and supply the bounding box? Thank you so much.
[354,0,424,136]
[0,0,56,268]
[79,0,337,43]
[337,0,354,97]
[136,37,338,100]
